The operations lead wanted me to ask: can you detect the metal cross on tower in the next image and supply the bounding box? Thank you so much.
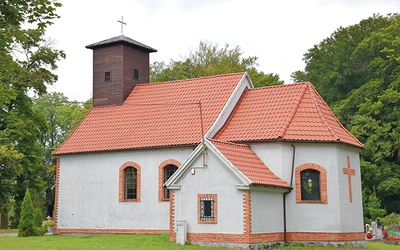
[118,16,127,35]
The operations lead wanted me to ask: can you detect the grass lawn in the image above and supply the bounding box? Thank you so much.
[0,234,227,250]
[0,232,399,250]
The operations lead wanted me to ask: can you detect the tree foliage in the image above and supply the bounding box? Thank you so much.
[33,207,43,228]
[150,41,283,87]
[18,189,34,237]
[0,146,23,212]
[33,93,91,217]
[294,13,400,217]
[0,0,64,227]
[292,14,393,106]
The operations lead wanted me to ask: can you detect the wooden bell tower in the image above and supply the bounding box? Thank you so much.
[86,35,157,106]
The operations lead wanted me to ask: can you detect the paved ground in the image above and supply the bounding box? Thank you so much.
[0,233,17,237]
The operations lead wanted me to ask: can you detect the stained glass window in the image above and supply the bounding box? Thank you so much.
[301,169,320,200]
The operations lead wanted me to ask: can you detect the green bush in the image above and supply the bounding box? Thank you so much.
[33,208,43,228]
[18,189,34,237]
[42,220,54,228]
[34,226,46,236]
[381,213,400,227]
[381,213,400,237]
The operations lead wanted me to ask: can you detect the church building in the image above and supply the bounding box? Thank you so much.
[53,35,365,248]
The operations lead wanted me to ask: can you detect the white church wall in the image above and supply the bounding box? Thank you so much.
[250,142,293,184]
[57,147,192,230]
[285,143,340,232]
[336,145,364,232]
[284,143,363,233]
[251,191,284,233]
[173,152,244,234]
[248,142,364,234]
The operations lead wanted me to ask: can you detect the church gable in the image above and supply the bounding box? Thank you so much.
[165,139,289,190]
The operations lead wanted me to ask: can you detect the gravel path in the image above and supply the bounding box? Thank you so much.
[0,233,18,237]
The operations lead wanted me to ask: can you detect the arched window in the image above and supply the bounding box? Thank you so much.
[119,162,141,202]
[163,165,178,199]
[300,169,320,200]
[295,163,327,204]
[124,167,137,199]
[158,159,181,202]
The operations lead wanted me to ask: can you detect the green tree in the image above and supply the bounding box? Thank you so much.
[294,13,400,217]
[292,14,393,106]
[0,0,64,227]
[18,189,34,237]
[33,207,43,228]
[335,15,400,215]
[33,92,91,217]
[0,146,23,228]
[364,190,386,220]
[150,41,282,87]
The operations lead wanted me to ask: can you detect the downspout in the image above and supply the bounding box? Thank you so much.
[283,144,296,243]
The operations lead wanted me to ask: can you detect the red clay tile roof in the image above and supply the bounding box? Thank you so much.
[214,82,363,148]
[54,73,246,155]
[210,140,290,188]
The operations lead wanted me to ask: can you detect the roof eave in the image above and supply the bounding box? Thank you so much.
[85,35,157,52]
[53,143,198,156]
[236,183,290,192]
[225,138,364,149]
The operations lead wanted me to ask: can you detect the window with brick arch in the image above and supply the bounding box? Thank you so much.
[158,160,181,202]
[125,167,137,199]
[295,163,327,204]
[163,164,178,199]
[300,169,320,200]
[119,162,141,202]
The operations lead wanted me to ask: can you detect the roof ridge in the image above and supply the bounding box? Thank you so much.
[91,104,121,109]
[212,88,249,140]
[145,72,246,86]
[306,84,364,146]
[278,82,309,138]
[247,81,309,91]
[307,83,340,141]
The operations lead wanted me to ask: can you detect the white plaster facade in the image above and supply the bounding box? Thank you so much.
[56,133,364,246]
[172,151,246,234]
[57,147,192,230]
[167,140,364,245]
[251,142,363,233]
